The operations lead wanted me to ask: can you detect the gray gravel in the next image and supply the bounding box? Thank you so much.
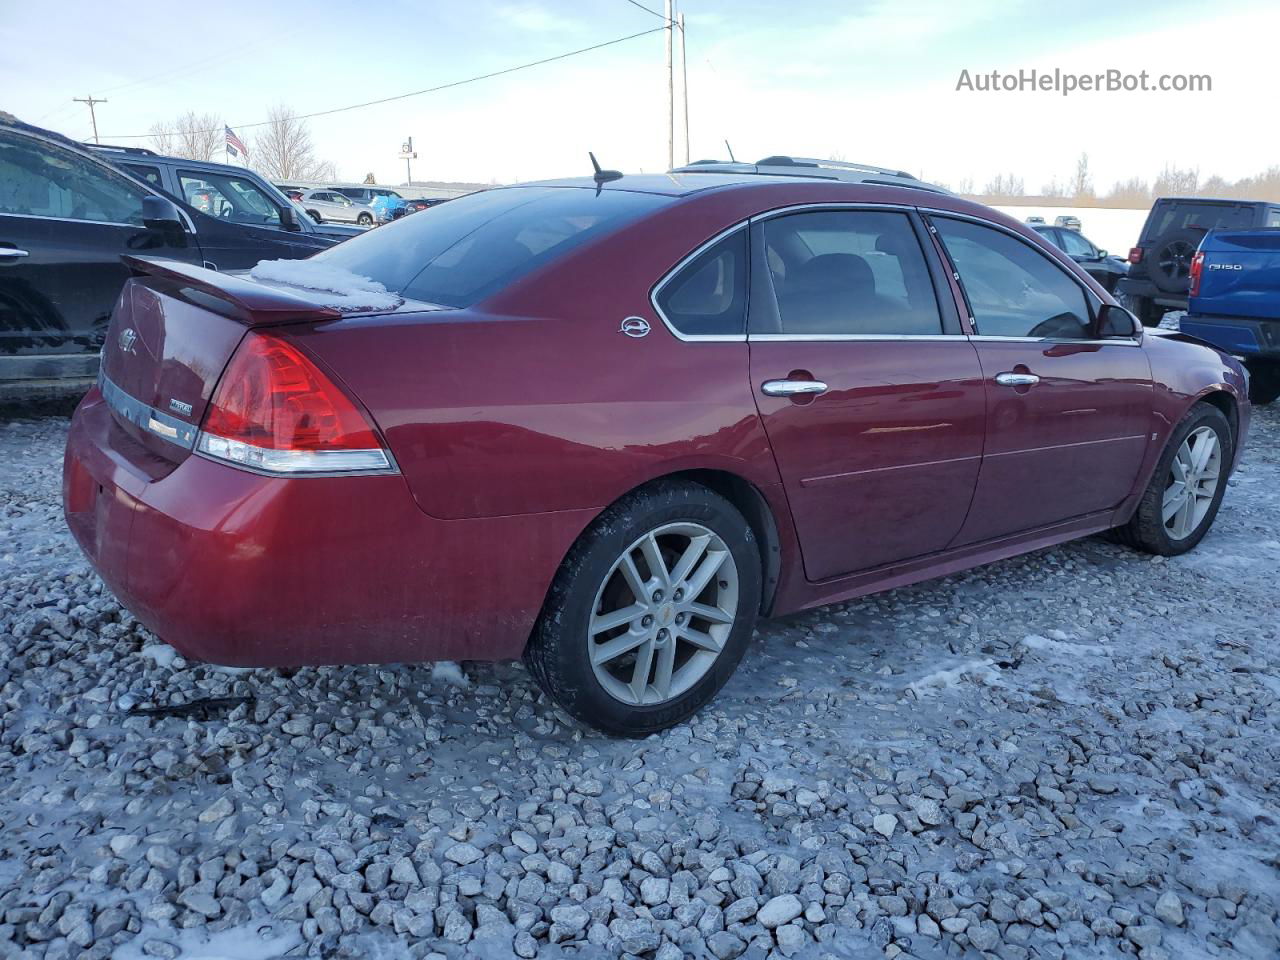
[1,405,1277,960]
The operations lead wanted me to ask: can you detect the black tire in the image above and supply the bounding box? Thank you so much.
[1113,403,1232,556]
[306,209,322,223]
[1119,294,1165,328]
[357,213,373,227]
[1146,228,1205,294]
[1244,359,1280,405]
[526,480,761,737]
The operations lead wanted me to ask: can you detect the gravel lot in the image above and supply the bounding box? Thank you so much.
[1,404,1277,960]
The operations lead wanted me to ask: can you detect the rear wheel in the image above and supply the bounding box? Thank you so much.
[1114,403,1232,555]
[1244,359,1280,405]
[357,212,374,227]
[526,481,761,737]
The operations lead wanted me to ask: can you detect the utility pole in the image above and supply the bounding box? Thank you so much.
[73,95,107,143]
[679,12,689,165]
[399,136,418,185]
[665,0,674,171]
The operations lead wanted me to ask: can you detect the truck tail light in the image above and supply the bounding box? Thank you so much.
[1128,247,1144,265]
[1188,251,1205,297]
[196,333,393,474]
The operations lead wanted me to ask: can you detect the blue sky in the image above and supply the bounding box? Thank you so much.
[5,0,1275,190]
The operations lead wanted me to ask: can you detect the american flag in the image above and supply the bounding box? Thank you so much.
[225,126,248,160]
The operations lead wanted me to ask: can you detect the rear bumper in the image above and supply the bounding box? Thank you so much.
[1116,277,1187,310]
[1181,314,1280,358]
[63,390,592,667]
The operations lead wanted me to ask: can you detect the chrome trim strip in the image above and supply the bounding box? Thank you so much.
[649,223,750,342]
[99,372,198,449]
[748,201,916,222]
[967,335,1141,346]
[0,212,146,230]
[750,333,960,342]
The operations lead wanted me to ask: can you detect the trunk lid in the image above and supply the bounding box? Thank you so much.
[97,256,355,468]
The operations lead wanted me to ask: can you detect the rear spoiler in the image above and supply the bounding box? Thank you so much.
[122,256,343,326]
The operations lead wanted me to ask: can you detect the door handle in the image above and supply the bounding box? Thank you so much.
[761,379,829,397]
[0,247,30,259]
[994,372,1040,387]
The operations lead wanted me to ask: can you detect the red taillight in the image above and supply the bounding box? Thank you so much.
[197,334,391,474]
[1128,247,1144,265]
[1188,251,1205,297]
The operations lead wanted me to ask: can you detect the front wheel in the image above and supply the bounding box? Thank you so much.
[526,481,761,737]
[1114,403,1232,556]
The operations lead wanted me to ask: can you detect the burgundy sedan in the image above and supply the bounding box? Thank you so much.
[63,165,1249,735]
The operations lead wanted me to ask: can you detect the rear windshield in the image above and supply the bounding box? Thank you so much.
[1145,201,1257,238]
[314,187,670,307]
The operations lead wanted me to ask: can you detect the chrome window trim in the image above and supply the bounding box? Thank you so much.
[99,372,198,450]
[967,334,1142,347]
[649,222,750,342]
[0,211,147,230]
[748,201,916,222]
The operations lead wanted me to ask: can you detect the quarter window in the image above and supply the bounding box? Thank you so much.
[761,210,943,335]
[0,130,147,225]
[654,230,748,337]
[934,217,1093,339]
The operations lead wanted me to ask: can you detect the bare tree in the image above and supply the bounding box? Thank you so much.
[1071,153,1094,201]
[955,176,975,196]
[362,172,377,184]
[1040,177,1067,199]
[146,111,221,160]
[250,105,335,182]
[981,173,1025,198]
[1103,177,1151,207]
[1153,165,1199,197]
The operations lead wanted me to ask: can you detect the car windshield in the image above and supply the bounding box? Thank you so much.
[313,186,671,307]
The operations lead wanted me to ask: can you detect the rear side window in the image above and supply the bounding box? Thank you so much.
[761,210,942,335]
[934,217,1093,339]
[0,130,146,225]
[315,187,670,308]
[654,230,748,337]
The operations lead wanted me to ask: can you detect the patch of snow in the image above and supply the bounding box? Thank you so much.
[139,643,178,668]
[114,923,301,960]
[431,660,470,689]
[248,259,402,311]
[907,659,1001,698]
[1020,633,1104,656]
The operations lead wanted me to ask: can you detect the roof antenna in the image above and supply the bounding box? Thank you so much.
[589,152,623,186]
[725,139,736,162]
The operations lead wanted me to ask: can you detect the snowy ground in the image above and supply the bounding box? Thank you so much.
[1,404,1277,960]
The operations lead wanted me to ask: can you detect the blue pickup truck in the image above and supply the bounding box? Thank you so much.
[1185,229,1280,404]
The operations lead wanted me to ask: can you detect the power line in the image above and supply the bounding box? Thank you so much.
[621,0,673,22]
[100,27,667,141]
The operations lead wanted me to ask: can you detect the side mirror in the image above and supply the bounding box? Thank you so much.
[142,195,188,247]
[1096,249,1108,259]
[279,205,299,231]
[1097,303,1140,339]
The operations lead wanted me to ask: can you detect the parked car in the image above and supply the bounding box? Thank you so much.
[1025,215,1046,224]
[1118,197,1280,326]
[1031,224,1127,292]
[91,147,363,242]
[64,156,1250,735]
[299,189,377,227]
[404,197,448,214]
[1185,228,1280,404]
[0,117,334,399]
[336,186,407,222]
[1054,215,1082,230]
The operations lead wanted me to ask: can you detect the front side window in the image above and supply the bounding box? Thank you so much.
[761,210,943,336]
[179,171,280,225]
[934,217,1093,339]
[655,230,748,337]
[0,130,147,225]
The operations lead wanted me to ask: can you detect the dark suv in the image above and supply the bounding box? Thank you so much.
[1119,197,1280,325]
[0,118,333,399]
[91,146,362,242]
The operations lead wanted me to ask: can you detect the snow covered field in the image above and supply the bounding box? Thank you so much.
[1,405,1277,960]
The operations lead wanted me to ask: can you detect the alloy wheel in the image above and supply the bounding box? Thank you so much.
[1156,240,1194,282]
[1163,425,1222,540]
[588,522,739,706]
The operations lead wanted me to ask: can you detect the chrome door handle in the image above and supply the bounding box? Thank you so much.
[0,248,30,259]
[994,372,1039,387]
[761,379,829,397]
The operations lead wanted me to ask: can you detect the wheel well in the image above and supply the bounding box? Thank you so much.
[661,469,782,617]
[1197,390,1238,453]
